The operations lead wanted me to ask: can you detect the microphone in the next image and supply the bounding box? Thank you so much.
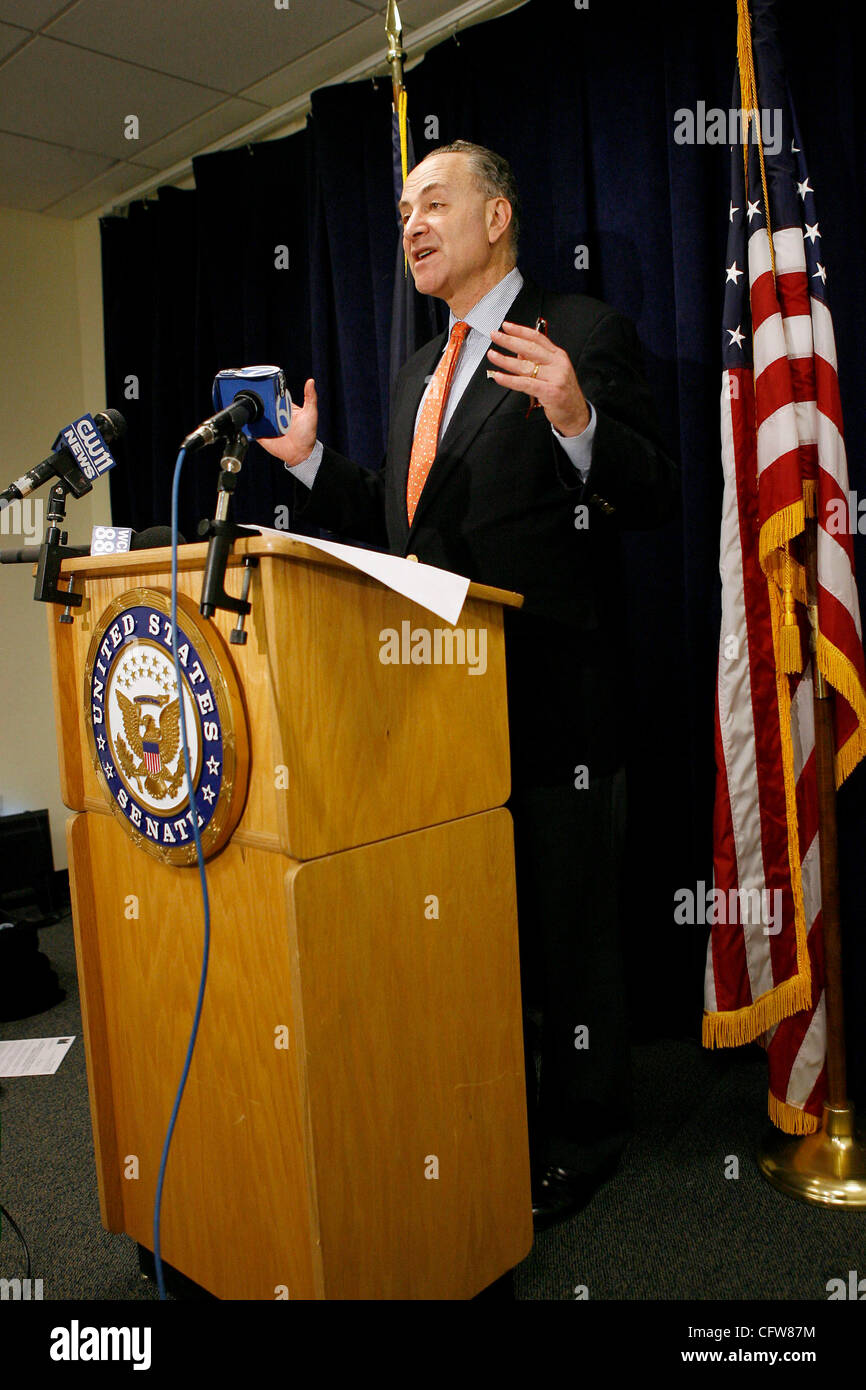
[132,526,186,549]
[0,526,185,565]
[182,367,292,453]
[0,409,126,505]
[0,544,89,564]
[182,393,263,453]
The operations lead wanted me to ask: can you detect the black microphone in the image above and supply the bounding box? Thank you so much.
[0,409,126,505]
[0,544,89,564]
[182,393,263,453]
[0,526,183,566]
[131,526,186,548]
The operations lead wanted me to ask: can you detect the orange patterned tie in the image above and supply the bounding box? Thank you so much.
[406,320,470,524]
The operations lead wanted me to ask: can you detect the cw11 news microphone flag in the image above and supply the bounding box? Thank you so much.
[705,0,866,1134]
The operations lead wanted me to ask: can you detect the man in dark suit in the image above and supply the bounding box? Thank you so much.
[261,141,678,1228]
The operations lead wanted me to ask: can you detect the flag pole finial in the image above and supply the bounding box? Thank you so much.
[386,1,405,105]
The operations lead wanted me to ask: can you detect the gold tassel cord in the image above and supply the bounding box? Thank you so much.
[763,551,806,606]
[737,0,776,281]
[779,543,803,674]
[398,86,409,187]
[398,86,410,277]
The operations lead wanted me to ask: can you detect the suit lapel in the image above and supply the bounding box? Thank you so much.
[405,278,547,540]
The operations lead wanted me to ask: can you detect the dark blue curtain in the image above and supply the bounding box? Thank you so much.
[100,0,866,1095]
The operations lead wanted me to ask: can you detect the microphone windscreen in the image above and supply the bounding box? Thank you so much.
[95,408,127,443]
[131,526,186,549]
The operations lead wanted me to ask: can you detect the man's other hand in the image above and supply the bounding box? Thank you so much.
[487,322,591,437]
[258,378,319,466]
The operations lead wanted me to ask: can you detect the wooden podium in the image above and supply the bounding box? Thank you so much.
[48,534,532,1300]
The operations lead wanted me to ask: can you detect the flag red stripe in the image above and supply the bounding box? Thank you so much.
[750,268,780,333]
[754,358,814,430]
[815,353,845,436]
[775,270,811,320]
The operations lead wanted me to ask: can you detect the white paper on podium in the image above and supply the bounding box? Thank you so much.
[254,526,471,625]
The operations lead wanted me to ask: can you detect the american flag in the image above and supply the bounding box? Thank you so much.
[704,0,866,1133]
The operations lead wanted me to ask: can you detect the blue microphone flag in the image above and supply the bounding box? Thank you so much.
[212,366,292,440]
[51,414,117,482]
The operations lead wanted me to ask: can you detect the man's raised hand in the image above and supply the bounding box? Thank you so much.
[258,378,319,467]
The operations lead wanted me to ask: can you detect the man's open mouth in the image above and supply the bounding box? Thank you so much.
[415,248,437,262]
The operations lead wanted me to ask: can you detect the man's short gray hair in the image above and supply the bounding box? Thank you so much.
[434,139,520,255]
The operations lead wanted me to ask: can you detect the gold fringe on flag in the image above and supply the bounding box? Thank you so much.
[702,968,814,1049]
[768,1092,820,1135]
[758,499,805,569]
[816,631,866,785]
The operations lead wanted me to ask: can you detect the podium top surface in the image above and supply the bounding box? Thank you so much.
[58,533,524,610]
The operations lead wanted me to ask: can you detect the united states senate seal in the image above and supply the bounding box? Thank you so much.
[83,588,249,864]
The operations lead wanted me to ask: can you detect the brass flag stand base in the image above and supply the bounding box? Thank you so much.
[758,1103,866,1208]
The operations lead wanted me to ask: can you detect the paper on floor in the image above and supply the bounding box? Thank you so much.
[0,1036,75,1077]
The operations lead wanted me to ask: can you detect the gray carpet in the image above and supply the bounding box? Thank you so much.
[2,918,864,1301]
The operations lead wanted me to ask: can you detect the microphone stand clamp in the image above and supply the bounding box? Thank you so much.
[198,430,260,642]
[34,476,90,616]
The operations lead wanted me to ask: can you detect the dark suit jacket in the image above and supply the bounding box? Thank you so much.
[293,276,678,786]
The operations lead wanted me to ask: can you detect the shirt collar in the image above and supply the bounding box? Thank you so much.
[448,266,524,341]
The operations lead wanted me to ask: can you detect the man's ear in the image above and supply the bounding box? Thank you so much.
[487,197,513,246]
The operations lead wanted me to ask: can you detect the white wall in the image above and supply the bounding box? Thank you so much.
[0,208,111,869]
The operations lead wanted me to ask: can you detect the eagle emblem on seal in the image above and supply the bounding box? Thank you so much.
[113,691,184,801]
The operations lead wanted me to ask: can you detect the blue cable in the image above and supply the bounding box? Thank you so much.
[152,445,211,1300]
